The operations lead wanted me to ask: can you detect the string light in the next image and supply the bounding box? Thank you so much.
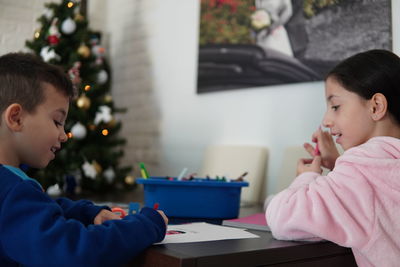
[84,85,91,91]
[34,30,40,39]
[67,132,73,139]
[102,129,109,136]
[67,1,74,8]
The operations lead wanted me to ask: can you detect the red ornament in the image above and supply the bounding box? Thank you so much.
[47,35,60,45]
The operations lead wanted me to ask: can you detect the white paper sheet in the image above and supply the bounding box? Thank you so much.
[155,222,259,244]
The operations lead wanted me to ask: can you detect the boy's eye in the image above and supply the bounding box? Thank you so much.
[331,105,340,111]
[54,120,63,126]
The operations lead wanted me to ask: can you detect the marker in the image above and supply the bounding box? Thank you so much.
[235,171,248,181]
[314,143,320,156]
[186,173,196,180]
[153,203,159,210]
[139,162,149,179]
[176,167,188,180]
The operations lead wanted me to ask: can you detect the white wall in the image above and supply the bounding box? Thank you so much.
[138,0,400,197]
[1,0,399,198]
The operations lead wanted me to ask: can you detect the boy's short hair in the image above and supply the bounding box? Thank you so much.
[0,52,75,115]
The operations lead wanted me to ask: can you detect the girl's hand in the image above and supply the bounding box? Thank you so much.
[303,128,340,170]
[297,156,322,175]
[94,209,122,225]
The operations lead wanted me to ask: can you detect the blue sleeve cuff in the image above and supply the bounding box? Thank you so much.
[139,207,167,241]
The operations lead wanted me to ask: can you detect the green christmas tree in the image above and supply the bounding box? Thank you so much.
[25,0,133,195]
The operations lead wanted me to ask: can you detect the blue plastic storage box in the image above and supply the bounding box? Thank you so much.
[136,177,248,219]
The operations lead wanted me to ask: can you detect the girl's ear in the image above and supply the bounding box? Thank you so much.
[4,104,25,131]
[370,93,387,121]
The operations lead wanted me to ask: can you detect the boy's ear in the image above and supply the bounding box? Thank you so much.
[4,104,25,131]
[369,93,387,121]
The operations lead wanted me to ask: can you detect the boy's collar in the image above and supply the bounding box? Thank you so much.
[2,164,43,189]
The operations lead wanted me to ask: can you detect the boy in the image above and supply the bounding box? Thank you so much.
[0,52,167,266]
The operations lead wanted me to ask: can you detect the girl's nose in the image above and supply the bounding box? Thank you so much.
[322,113,332,128]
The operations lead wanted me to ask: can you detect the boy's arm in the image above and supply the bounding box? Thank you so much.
[266,166,375,247]
[0,182,166,266]
[55,197,111,225]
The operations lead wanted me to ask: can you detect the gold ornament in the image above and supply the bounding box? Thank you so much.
[92,160,102,174]
[76,94,91,110]
[34,29,40,39]
[125,175,135,185]
[74,13,84,22]
[104,94,113,103]
[77,44,90,58]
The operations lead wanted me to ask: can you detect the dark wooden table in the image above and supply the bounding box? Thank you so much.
[84,188,357,267]
[128,228,356,267]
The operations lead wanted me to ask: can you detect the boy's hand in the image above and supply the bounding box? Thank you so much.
[157,210,168,226]
[94,209,122,225]
[303,128,340,170]
[297,156,322,175]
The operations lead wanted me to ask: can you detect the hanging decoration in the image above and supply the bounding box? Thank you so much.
[82,161,97,179]
[40,46,60,62]
[104,94,113,103]
[94,105,112,125]
[43,8,54,20]
[61,17,77,34]
[125,175,135,185]
[70,122,87,140]
[96,69,108,84]
[76,94,91,110]
[74,13,84,22]
[68,61,82,86]
[77,43,90,58]
[104,167,116,183]
[47,18,61,45]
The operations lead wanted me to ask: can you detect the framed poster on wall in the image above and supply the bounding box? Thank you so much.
[197,0,392,93]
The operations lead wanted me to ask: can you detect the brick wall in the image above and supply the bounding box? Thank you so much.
[95,1,161,176]
[0,0,55,54]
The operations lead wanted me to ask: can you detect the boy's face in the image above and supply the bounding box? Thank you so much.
[16,83,69,168]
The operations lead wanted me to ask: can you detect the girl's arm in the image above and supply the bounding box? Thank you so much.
[266,164,374,247]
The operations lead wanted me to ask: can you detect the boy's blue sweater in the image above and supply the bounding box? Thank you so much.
[0,165,166,267]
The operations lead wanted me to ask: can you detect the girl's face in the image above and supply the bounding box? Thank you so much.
[322,77,375,150]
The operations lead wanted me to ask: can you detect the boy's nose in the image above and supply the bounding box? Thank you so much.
[60,130,68,143]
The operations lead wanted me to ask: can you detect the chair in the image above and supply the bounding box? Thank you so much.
[276,146,309,193]
[276,145,341,193]
[198,145,268,205]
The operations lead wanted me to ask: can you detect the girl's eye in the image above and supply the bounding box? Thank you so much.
[331,105,340,111]
[54,120,63,126]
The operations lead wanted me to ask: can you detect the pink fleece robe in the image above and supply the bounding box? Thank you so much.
[266,136,400,267]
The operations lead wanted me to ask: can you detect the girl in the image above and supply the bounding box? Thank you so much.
[266,49,400,267]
